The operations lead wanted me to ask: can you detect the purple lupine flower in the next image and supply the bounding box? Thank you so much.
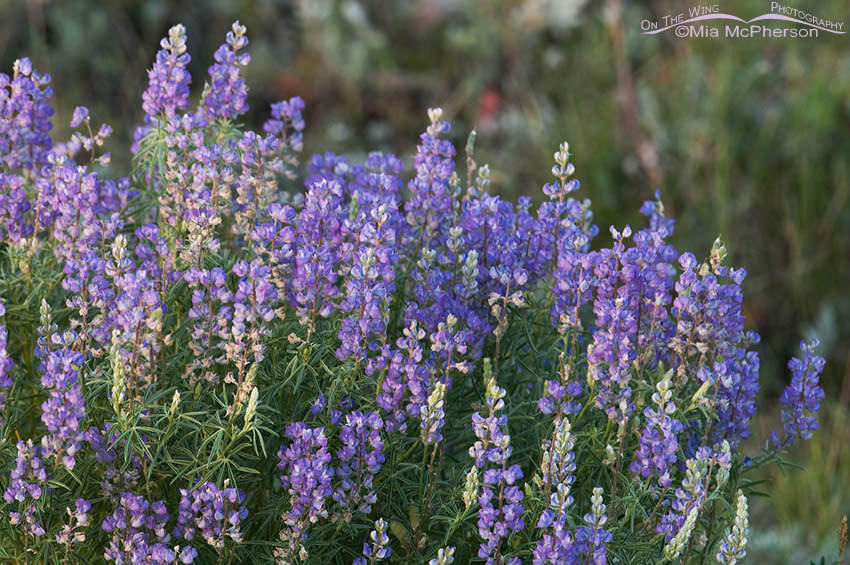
[574,488,612,565]
[86,424,143,503]
[132,24,192,152]
[4,440,48,537]
[183,267,232,384]
[537,377,582,417]
[533,510,576,565]
[353,518,392,565]
[538,144,596,328]
[0,297,13,415]
[110,263,165,391]
[777,340,826,446]
[586,226,638,423]
[632,192,678,363]
[225,260,277,412]
[199,21,250,121]
[39,333,87,471]
[102,492,177,564]
[142,24,191,120]
[70,106,89,128]
[62,226,120,351]
[333,411,385,521]
[310,394,327,415]
[420,380,448,445]
[175,481,248,552]
[0,57,54,172]
[352,152,404,213]
[276,423,334,563]
[664,243,759,448]
[10,505,47,538]
[470,374,524,563]
[537,416,577,502]
[264,96,306,172]
[535,141,597,274]
[404,108,455,252]
[403,244,451,338]
[402,139,493,353]
[629,369,683,488]
[533,418,578,564]
[337,203,399,361]
[0,173,33,243]
[231,130,285,238]
[429,314,474,388]
[551,236,596,334]
[305,152,359,199]
[55,498,91,547]
[134,224,179,296]
[251,202,297,296]
[36,158,108,262]
[373,320,430,433]
[398,322,431,420]
[711,340,760,448]
[399,119,489,345]
[292,178,344,336]
[656,446,729,543]
[669,243,748,383]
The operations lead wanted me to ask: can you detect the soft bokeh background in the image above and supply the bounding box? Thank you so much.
[2,0,848,561]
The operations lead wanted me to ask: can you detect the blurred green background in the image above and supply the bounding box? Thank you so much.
[2,0,848,561]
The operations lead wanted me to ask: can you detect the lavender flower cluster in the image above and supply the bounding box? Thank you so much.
[0,20,828,565]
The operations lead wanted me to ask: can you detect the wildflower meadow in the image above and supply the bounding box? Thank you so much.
[0,19,839,565]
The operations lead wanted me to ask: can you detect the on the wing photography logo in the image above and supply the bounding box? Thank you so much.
[640,3,845,38]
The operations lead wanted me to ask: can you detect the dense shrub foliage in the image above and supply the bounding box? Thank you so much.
[0,21,826,564]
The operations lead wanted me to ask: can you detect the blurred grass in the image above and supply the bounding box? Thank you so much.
[748,400,850,563]
[2,0,849,558]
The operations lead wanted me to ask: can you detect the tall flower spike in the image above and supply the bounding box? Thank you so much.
[292,178,344,336]
[142,24,191,119]
[0,57,54,172]
[586,225,639,424]
[353,518,391,565]
[657,451,710,543]
[716,490,748,564]
[199,21,250,121]
[536,141,596,274]
[404,107,455,251]
[132,24,191,152]
[536,416,576,497]
[0,173,33,244]
[421,381,447,445]
[777,339,826,446]
[629,368,683,488]
[276,423,334,563]
[533,417,577,565]
[39,333,87,471]
[662,506,698,561]
[574,487,612,565]
[264,96,306,177]
[333,411,385,522]
[470,370,524,563]
[4,440,49,537]
[337,202,399,362]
